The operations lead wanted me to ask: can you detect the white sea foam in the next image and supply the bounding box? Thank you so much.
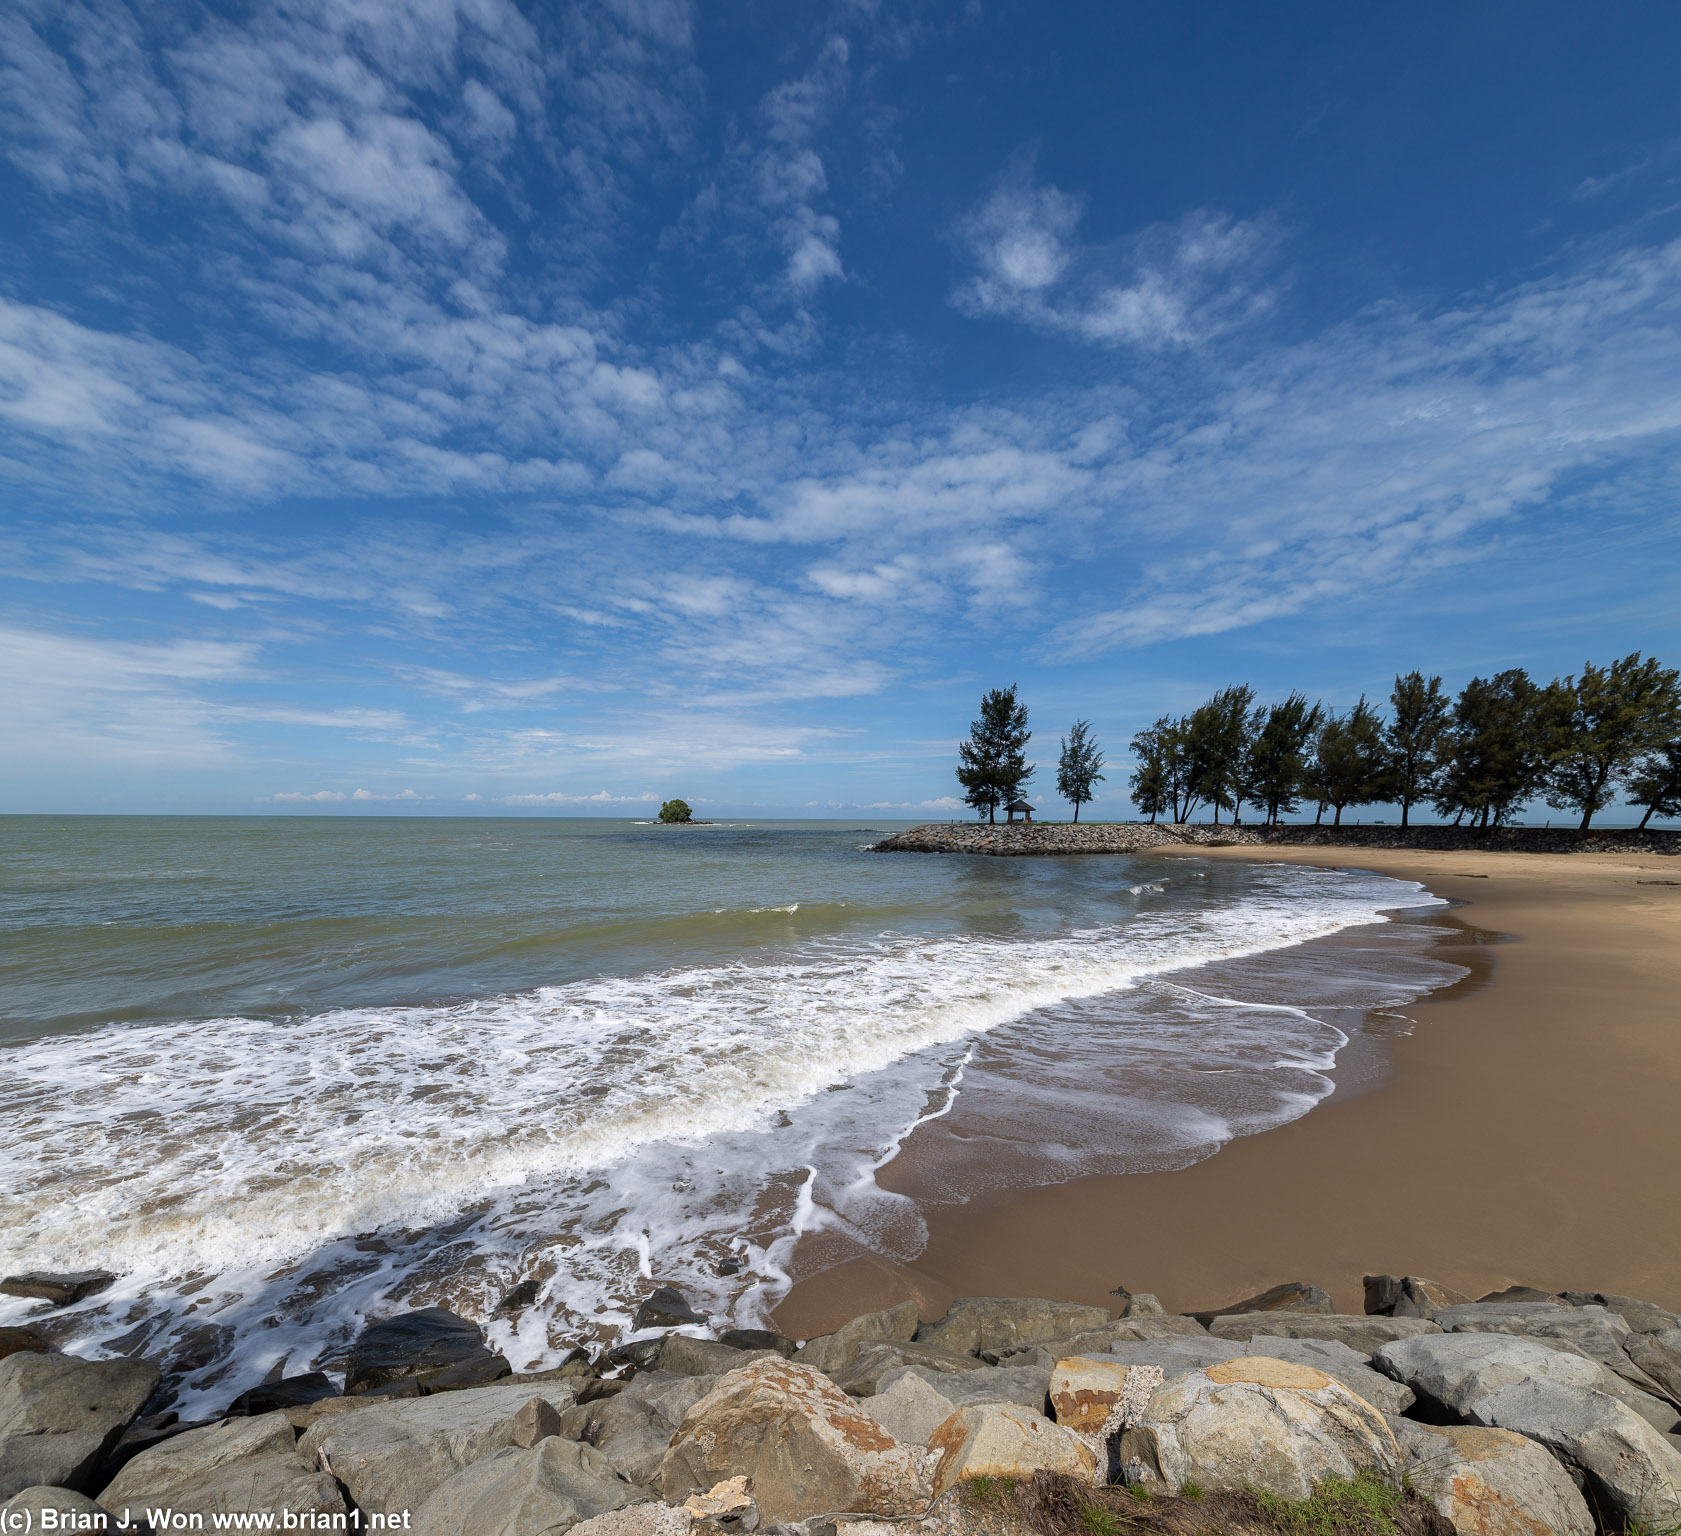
[0,862,1447,1412]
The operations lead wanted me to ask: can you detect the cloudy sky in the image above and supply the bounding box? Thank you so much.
[3,0,1679,815]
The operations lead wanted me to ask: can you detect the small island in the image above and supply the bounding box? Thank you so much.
[658,799,711,824]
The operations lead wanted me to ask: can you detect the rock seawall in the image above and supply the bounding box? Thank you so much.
[872,821,1681,857]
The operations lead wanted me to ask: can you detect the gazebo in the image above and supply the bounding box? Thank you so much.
[1004,798,1035,823]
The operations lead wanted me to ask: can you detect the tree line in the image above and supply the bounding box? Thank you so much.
[955,654,1681,831]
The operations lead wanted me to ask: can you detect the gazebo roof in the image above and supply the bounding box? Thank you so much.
[1004,799,1035,810]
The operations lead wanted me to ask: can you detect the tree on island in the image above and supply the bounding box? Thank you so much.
[1055,719,1105,821]
[1541,653,1681,830]
[1628,740,1681,828]
[1387,672,1450,829]
[658,798,694,823]
[956,685,1033,823]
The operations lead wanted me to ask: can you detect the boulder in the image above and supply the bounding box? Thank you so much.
[1375,1333,1607,1419]
[1220,1337,1415,1417]
[1395,1421,1594,1536]
[344,1307,501,1395]
[1208,1313,1442,1356]
[227,1371,338,1416]
[926,1402,1097,1498]
[1111,1314,1208,1341]
[792,1302,921,1374]
[1185,1281,1334,1327]
[571,1505,692,1536]
[655,1336,777,1379]
[633,1288,704,1331]
[1565,1294,1680,1336]
[860,1364,1053,1446]
[558,1373,715,1486]
[297,1380,579,1517]
[1468,1379,1681,1531]
[1627,1330,1681,1408]
[1114,1292,1165,1319]
[715,1329,796,1357]
[0,1272,116,1308]
[1363,1275,1470,1318]
[413,1436,640,1536]
[110,1451,343,1526]
[658,1359,926,1522]
[0,1351,161,1499]
[1114,1356,1400,1501]
[1,1485,114,1531]
[1049,1357,1136,1434]
[100,1411,295,1506]
[0,1328,50,1363]
[915,1298,1112,1359]
[828,1341,991,1397]
[1477,1287,1564,1305]
[1084,1337,1246,1377]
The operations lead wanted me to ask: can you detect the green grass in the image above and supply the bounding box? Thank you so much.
[1126,1483,1153,1503]
[964,1475,1018,1504]
[1252,1474,1407,1536]
[1075,1499,1126,1536]
[1179,1480,1205,1502]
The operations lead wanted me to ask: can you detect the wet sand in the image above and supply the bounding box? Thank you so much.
[773,846,1681,1336]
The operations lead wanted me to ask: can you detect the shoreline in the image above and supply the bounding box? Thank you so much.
[773,844,1681,1337]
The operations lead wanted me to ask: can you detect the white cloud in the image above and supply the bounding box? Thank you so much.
[497,789,657,805]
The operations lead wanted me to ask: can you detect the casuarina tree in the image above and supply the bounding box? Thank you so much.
[1128,717,1181,823]
[956,685,1034,823]
[1055,719,1106,822]
[1310,696,1390,827]
[1434,670,1545,827]
[1627,739,1681,828]
[1542,653,1681,830]
[1244,693,1323,826]
[1386,672,1450,829]
[1183,685,1256,825]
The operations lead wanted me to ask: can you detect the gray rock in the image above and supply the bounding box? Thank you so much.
[344,1307,500,1395]
[1468,1378,1681,1531]
[1208,1313,1441,1356]
[1395,1420,1594,1536]
[790,1301,920,1375]
[1375,1332,1607,1419]
[1627,1330,1681,1408]
[0,1351,161,1499]
[0,1272,116,1308]
[715,1329,796,1357]
[557,1372,714,1487]
[1229,1337,1416,1418]
[1185,1281,1334,1326]
[632,1288,703,1331]
[1573,1294,1681,1335]
[1119,1293,1165,1318]
[1363,1275,1470,1318]
[227,1372,337,1416]
[1084,1337,1247,1377]
[861,1362,1052,1437]
[0,1329,52,1362]
[914,1297,1112,1359]
[853,1370,966,1448]
[1111,1314,1208,1341]
[414,1436,641,1536]
[100,1411,295,1507]
[654,1336,776,1379]
[570,1504,692,1536]
[114,1452,345,1527]
[926,1401,1097,1498]
[1477,1286,1565,1305]
[297,1379,579,1516]
[1,1485,114,1531]
[827,1340,989,1397]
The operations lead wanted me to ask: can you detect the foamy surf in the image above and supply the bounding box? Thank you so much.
[0,846,1453,1415]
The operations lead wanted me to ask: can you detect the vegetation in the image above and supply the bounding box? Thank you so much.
[956,685,1035,823]
[658,798,694,823]
[1057,719,1107,821]
[962,652,1680,827]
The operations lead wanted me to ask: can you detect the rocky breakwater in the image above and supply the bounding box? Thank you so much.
[872,822,1681,857]
[4,1272,1680,1536]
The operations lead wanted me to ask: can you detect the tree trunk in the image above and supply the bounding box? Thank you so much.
[1400,798,1410,830]
[1314,802,1324,826]
[1639,804,1655,829]
[1578,806,1592,831]
[1333,803,1343,827]
[1073,802,1080,823]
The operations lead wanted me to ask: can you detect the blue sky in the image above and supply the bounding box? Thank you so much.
[3,0,1679,817]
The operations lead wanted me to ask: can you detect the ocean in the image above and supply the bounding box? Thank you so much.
[0,815,1460,1411]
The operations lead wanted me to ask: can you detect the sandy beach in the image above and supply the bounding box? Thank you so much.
[774,844,1681,1337]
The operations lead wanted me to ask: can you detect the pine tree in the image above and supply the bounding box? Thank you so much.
[1182,686,1256,825]
[1311,696,1390,827]
[1055,719,1106,822]
[1434,671,1545,828]
[956,685,1034,824]
[1128,718,1178,824]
